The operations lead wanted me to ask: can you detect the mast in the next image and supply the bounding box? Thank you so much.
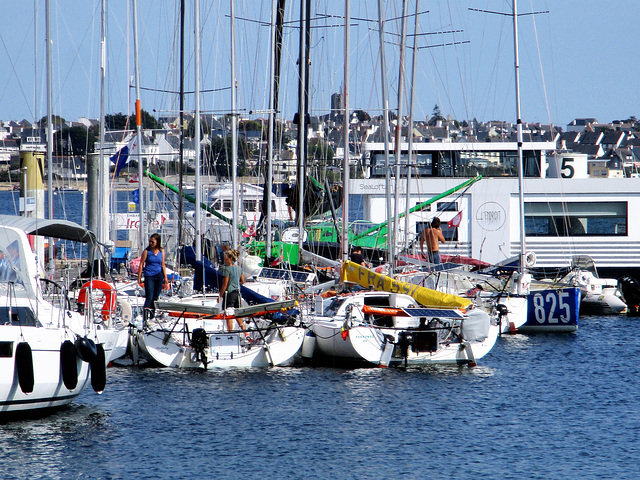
[512,0,526,273]
[45,0,53,269]
[178,0,185,250]
[194,0,202,259]
[377,0,393,268]
[296,0,309,259]
[404,0,420,251]
[341,0,350,263]
[132,0,145,251]
[265,0,282,260]
[33,1,38,127]
[230,0,238,250]
[393,0,408,258]
[100,0,110,248]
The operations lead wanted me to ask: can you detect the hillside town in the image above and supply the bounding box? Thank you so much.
[1,95,640,185]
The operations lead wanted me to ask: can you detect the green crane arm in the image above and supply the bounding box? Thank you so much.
[145,171,246,232]
[352,175,482,241]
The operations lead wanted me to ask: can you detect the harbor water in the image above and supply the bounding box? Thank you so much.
[2,192,639,478]
[1,315,639,479]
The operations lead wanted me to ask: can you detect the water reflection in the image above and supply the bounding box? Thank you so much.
[0,405,113,479]
[1,315,638,479]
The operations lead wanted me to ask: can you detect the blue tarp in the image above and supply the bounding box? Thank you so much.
[110,246,130,272]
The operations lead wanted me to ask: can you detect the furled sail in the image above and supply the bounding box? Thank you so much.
[340,260,471,309]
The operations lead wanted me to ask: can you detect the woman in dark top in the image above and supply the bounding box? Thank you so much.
[137,233,169,322]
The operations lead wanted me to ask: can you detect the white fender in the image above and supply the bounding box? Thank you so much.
[117,298,133,325]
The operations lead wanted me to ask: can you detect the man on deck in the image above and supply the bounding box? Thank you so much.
[419,217,445,264]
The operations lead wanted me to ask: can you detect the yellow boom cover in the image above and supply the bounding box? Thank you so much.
[340,260,471,309]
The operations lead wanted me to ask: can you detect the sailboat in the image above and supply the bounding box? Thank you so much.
[503,0,579,332]
[368,2,580,332]
[0,215,115,414]
[303,261,498,367]
[295,2,498,367]
[129,1,307,369]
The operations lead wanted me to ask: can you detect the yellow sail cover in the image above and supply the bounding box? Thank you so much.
[340,260,471,309]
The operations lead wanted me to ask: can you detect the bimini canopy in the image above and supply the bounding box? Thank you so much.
[0,215,96,245]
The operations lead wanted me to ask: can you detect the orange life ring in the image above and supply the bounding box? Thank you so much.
[77,280,117,321]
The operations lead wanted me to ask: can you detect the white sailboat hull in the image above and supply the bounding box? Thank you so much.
[312,322,386,362]
[311,308,498,367]
[494,295,528,333]
[137,325,305,368]
[0,326,92,413]
[96,327,128,363]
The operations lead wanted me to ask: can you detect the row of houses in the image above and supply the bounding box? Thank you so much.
[2,112,639,179]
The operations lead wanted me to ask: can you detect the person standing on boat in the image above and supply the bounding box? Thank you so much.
[219,249,248,333]
[420,217,445,264]
[138,233,169,323]
[350,246,365,266]
[350,246,371,268]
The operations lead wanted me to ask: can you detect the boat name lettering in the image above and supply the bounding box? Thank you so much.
[475,202,506,231]
[114,213,168,230]
[357,183,386,191]
[354,263,420,297]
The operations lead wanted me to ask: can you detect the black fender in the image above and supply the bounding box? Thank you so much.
[60,340,79,390]
[91,344,107,393]
[15,342,34,394]
[75,336,98,364]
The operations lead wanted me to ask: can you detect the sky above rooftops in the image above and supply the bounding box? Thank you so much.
[1,0,638,128]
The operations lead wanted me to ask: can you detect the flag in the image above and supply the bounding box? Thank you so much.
[131,189,140,204]
[110,136,139,177]
[448,210,463,228]
[242,223,256,238]
[109,145,130,177]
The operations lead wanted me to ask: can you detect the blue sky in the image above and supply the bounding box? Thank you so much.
[1,0,638,129]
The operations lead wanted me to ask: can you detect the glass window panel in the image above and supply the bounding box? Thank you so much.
[525,202,627,236]
[525,202,626,217]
